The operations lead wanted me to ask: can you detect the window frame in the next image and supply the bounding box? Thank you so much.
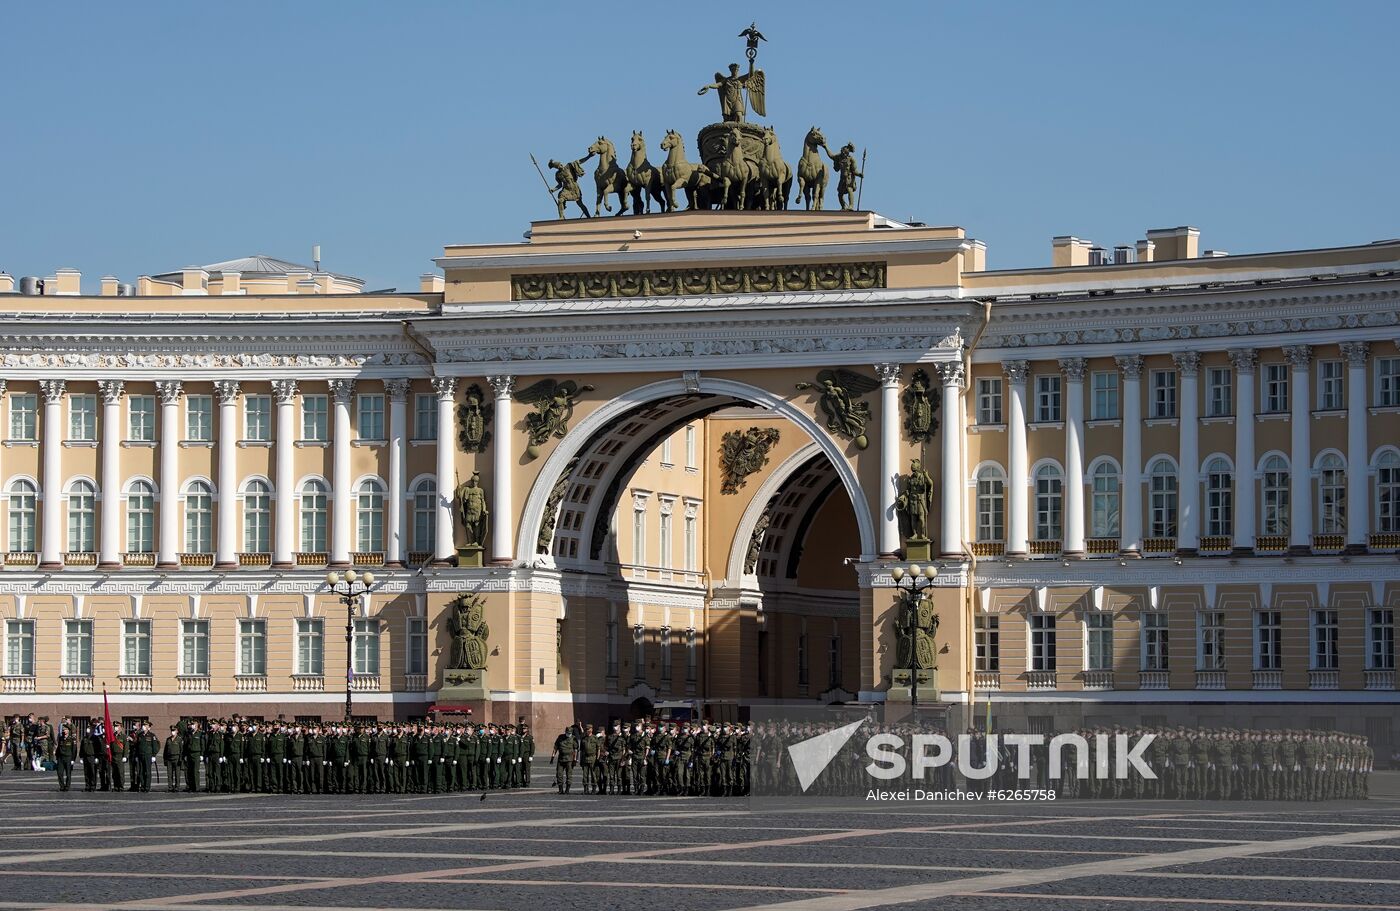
[977,377,1004,424]
[185,395,214,442]
[127,395,156,442]
[1090,371,1118,420]
[301,394,329,442]
[1034,374,1061,423]
[1150,369,1178,419]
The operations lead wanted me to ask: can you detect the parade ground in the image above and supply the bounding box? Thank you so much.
[0,770,1397,911]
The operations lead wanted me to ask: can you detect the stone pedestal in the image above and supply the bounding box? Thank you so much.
[904,538,932,562]
[439,667,490,703]
[456,545,484,568]
[887,667,939,704]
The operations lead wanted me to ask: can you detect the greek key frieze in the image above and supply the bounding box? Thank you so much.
[510,261,886,302]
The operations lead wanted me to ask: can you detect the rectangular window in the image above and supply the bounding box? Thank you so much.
[128,395,156,442]
[1378,357,1400,407]
[1142,612,1169,671]
[238,619,267,676]
[9,393,37,441]
[357,394,385,440]
[658,509,672,568]
[605,610,619,679]
[123,619,151,677]
[974,615,999,672]
[5,619,34,677]
[406,617,428,676]
[1090,371,1118,420]
[684,512,697,571]
[659,627,672,680]
[688,629,699,683]
[1263,364,1289,413]
[413,393,437,440]
[977,377,1003,424]
[797,627,809,685]
[1150,369,1178,419]
[632,509,645,565]
[1317,360,1344,410]
[1369,608,1395,670]
[181,619,209,677]
[296,619,324,676]
[660,437,673,466]
[1312,609,1339,671]
[1034,375,1061,423]
[1030,614,1057,672]
[244,395,271,441]
[353,619,380,675]
[185,395,213,441]
[1198,611,1226,670]
[685,425,697,469]
[1255,610,1283,671]
[69,394,96,441]
[64,619,92,677]
[1086,613,1114,672]
[301,395,328,441]
[1206,367,1233,417]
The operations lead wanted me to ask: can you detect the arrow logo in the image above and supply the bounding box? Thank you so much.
[786,719,866,792]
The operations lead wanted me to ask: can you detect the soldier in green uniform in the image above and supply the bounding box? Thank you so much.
[266,723,285,793]
[79,722,100,792]
[606,722,628,794]
[694,723,715,797]
[551,725,577,794]
[108,722,128,792]
[579,724,600,794]
[245,724,264,792]
[351,725,370,793]
[307,724,327,794]
[287,724,305,794]
[54,721,77,791]
[391,724,410,793]
[630,722,650,795]
[162,726,182,792]
[715,724,736,796]
[183,721,204,793]
[674,722,695,796]
[520,724,535,788]
[131,722,158,792]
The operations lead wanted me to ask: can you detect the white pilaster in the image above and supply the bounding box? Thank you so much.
[156,380,183,569]
[38,380,66,569]
[1174,352,1201,552]
[487,375,514,564]
[214,380,240,569]
[1116,355,1144,555]
[97,381,124,569]
[1285,345,1313,551]
[431,377,457,564]
[936,362,965,557]
[271,379,297,569]
[1341,342,1369,552]
[1003,360,1029,557]
[329,378,355,567]
[875,363,901,557]
[1059,357,1086,556]
[385,379,410,566]
[1229,349,1258,552]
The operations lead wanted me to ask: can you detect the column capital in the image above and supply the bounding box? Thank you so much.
[1283,344,1313,369]
[97,380,126,404]
[1227,347,1259,373]
[874,362,901,386]
[1114,355,1144,379]
[271,379,299,404]
[1339,341,1370,368]
[430,377,457,401]
[0,379,6,398]
[383,378,411,402]
[935,362,965,389]
[1001,360,1030,385]
[1057,357,1087,382]
[155,380,184,405]
[328,378,356,406]
[1171,351,1201,377]
[213,379,241,405]
[38,379,66,404]
[486,374,515,398]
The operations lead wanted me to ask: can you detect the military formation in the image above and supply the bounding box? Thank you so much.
[751,722,1374,801]
[550,721,753,796]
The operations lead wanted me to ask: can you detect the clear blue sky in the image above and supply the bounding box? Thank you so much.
[2,1,1396,292]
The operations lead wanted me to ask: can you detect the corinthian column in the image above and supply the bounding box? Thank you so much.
[1059,358,1086,557]
[936,362,965,558]
[1340,342,1370,553]
[97,380,125,570]
[431,377,457,565]
[384,379,410,567]
[156,380,183,569]
[487,375,514,565]
[875,363,901,558]
[1003,361,1030,557]
[271,379,298,569]
[1229,348,1258,553]
[1284,345,1313,553]
[328,379,355,568]
[214,380,240,569]
[1173,351,1201,553]
[1116,355,1144,556]
[38,380,66,569]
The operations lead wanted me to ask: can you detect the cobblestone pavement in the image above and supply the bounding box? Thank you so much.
[0,769,1397,910]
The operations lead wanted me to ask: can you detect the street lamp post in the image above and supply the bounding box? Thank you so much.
[326,568,376,721]
[890,563,937,704]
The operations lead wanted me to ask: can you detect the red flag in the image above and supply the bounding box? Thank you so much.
[102,685,115,762]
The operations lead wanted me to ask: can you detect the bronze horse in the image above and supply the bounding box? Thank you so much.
[625,130,667,214]
[660,129,713,211]
[588,136,628,215]
[797,126,829,211]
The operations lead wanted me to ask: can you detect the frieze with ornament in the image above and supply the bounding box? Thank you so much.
[510,261,886,301]
[987,306,1399,349]
[442,330,961,364]
[0,351,427,369]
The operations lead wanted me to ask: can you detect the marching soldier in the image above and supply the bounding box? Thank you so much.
[520,724,535,789]
[79,722,100,792]
[163,725,182,792]
[551,725,577,794]
[54,721,77,791]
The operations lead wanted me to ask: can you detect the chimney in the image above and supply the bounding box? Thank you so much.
[221,271,242,295]
[420,273,445,293]
[1052,236,1093,267]
[1113,245,1133,264]
[1201,250,1229,258]
[1135,239,1155,263]
[100,276,120,296]
[52,268,82,295]
[0,274,13,293]
[1145,226,1200,261]
[181,267,209,295]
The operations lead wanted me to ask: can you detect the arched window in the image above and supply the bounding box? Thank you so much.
[1205,457,1233,538]
[67,480,97,553]
[1261,455,1290,536]
[411,478,436,554]
[1317,453,1346,534]
[356,479,385,553]
[1147,458,1178,538]
[8,481,37,553]
[299,480,328,553]
[184,481,213,554]
[1377,450,1400,534]
[1090,461,1120,538]
[243,480,271,553]
[126,480,156,554]
[1033,464,1063,541]
[975,466,1004,543]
